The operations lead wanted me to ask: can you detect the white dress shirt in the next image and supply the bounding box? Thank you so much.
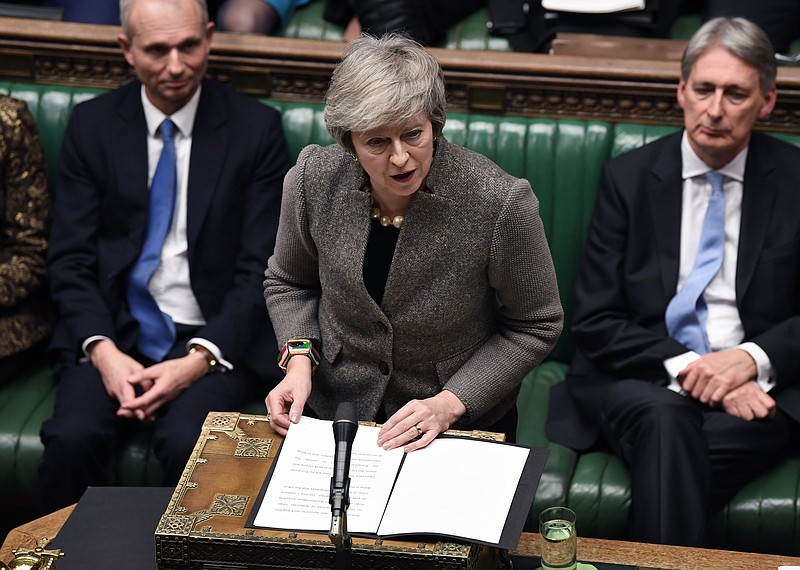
[663,132,773,392]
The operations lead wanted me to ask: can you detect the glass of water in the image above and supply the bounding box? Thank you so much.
[539,506,577,570]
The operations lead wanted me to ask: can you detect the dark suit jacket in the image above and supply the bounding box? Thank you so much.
[47,79,291,375]
[547,131,800,450]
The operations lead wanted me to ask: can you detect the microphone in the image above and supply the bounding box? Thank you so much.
[329,402,358,556]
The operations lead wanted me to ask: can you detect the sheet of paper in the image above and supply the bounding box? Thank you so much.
[376,437,529,545]
[252,416,404,533]
[541,0,645,13]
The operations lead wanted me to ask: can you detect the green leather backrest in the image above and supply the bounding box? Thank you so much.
[277,1,512,51]
[262,100,333,160]
[0,80,617,364]
[277,0,345,41]
[444,114,612,361]
[278,1,800,53]
[613,122,800,154]
[442,8,512,51]
[0,82,106,193]
[612,123,681,156]
[25,80,800,367]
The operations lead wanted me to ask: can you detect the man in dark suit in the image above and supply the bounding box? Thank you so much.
[39,0,291,512]
[547,17,800,547]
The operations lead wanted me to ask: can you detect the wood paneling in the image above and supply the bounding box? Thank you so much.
[2,17,800,131]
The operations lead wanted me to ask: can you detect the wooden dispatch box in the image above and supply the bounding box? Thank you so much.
[155,411,510,569]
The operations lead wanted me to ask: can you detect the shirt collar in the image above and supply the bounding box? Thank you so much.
[680,130,747,183]
[141,85,201,138]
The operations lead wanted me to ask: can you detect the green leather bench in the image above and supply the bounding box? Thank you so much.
[1,81,798,556]
[277,0,513,51]
[278,0,800,56]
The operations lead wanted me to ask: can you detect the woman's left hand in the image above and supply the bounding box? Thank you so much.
[377,390,467,452]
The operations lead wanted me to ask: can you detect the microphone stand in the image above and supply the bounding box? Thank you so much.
[329,402,358,570]
[329,509,352,570]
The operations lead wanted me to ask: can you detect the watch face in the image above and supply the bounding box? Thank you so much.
[287,339,312,354]
[279,339,319,373]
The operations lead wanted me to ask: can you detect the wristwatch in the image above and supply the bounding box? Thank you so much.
[188,344,220,375]
[278,338,320,375]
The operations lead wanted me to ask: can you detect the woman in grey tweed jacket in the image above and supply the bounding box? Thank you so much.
[263,34,563,452]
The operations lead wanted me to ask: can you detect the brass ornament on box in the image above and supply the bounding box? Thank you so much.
[0,541,64,570]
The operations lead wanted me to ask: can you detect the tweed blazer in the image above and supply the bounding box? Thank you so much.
[264,138,563,427]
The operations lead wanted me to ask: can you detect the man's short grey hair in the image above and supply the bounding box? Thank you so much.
[682,17,777,95]
[120,0,209,37]
[324,34,447,153]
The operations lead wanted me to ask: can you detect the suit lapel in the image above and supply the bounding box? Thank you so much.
[737,134,776,299]
[647,135,684,301]
[115,83,150,266]
[186,81,227,250]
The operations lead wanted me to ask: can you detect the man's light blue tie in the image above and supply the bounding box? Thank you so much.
[127,118,177,361]
[665,171,726,354]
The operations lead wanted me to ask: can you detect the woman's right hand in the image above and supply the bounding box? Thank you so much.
[265,356,313,435]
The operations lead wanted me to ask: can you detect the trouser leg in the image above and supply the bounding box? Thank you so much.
[601,380,709,546]
[39,361,123,513]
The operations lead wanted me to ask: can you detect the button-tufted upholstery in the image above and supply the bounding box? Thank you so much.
[1,81,797,555]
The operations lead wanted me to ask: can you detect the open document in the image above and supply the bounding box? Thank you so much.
[248,416,549,549]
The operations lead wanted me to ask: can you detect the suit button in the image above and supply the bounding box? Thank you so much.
[376,322,388,333]
[378,361,390,375]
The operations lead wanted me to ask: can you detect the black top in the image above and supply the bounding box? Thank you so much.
[363,220,400,306]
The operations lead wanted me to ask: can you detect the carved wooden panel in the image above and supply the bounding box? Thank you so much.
[2,17,800,132]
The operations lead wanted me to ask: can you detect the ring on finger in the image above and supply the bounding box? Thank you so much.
[414,423,423,437]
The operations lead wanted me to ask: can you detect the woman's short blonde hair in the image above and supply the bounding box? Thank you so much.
[324,34,447,153]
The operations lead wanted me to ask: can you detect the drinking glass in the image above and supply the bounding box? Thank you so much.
[539,506,577,570]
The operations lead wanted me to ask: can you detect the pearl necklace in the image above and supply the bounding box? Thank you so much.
[370,201,405,229]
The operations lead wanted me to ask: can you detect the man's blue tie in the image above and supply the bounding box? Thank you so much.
[665,171,726,354]
[127,118,177,361]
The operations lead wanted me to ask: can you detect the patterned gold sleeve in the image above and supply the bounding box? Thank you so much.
[0,94,53,357]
